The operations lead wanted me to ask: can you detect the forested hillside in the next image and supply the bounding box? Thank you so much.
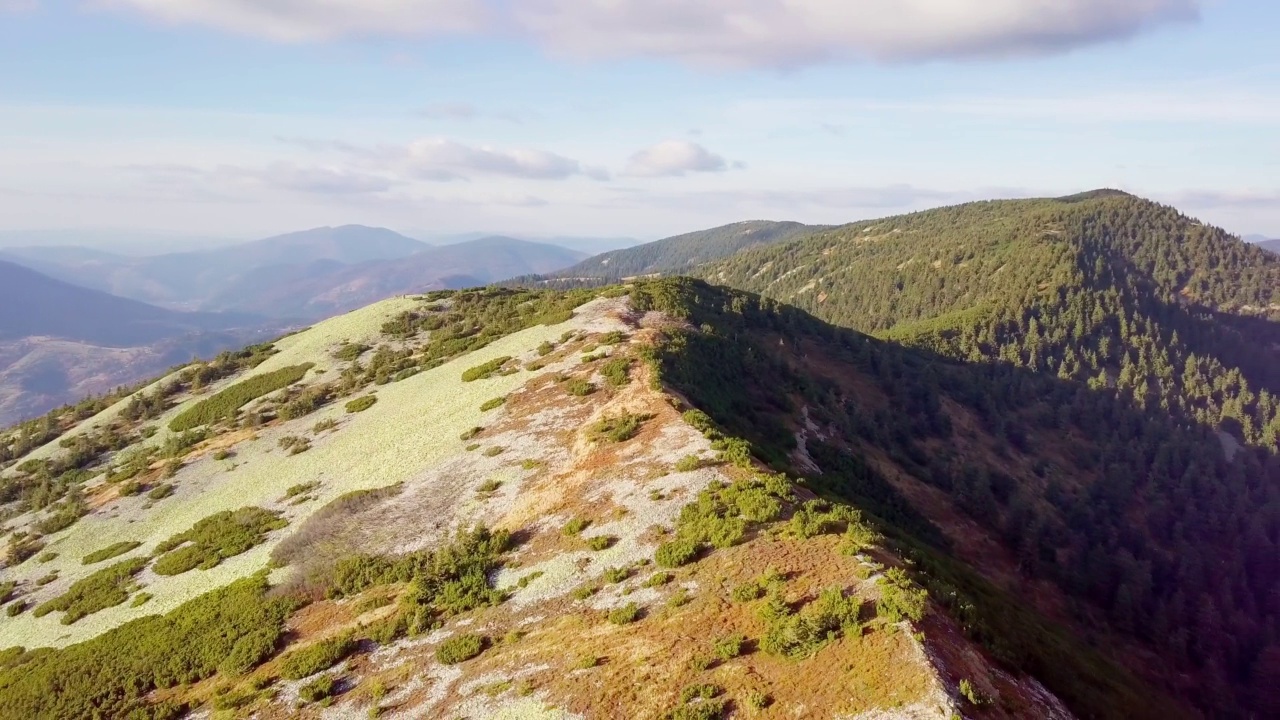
[632,276,1280,717]
[553,220,820,281]
[688,192,1280,716]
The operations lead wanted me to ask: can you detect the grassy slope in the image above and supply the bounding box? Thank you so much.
[0,296,589,649]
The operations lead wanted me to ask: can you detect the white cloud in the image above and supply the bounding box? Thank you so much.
[127,162,398,197]
[102,0,1201,67]
[623,140,729,177]
[104,0,487,42]
[270,136,600,182]
[395,138,588,181]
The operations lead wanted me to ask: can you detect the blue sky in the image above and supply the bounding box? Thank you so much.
[0,1,1276,245]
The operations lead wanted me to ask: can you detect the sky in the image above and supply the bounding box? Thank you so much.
[0,0,1277,247]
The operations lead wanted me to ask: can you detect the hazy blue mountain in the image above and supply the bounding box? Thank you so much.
[0,260,262,346]
[0,261,280,423]
[0,225,429,309]
[203,236,588,318]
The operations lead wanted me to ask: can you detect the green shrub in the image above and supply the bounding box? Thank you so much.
[760,586,860,660]
[436,634,485,664]
[607,602,641,625]
[586,535,616,551]
[571,585,598,600]
[668,699,727,720]
[877,568,928,623]
[712,634,745,661]
[681,409,717,435]
[479,396,507,411]
[5,600,27,616]
[482,446,505,457]
[36,572,58,586]
[460,426,483,440]
[517,571,544,588]
[565,378,597,396]
[537,341,554,356]
[33,557,147,624]
[334,343,368,361]
[153,507,287,576]
[745,690,772,709]
[674,455,706,472]
[345,396,378,413]
[680,683,721,703]
[667,588,693,609]
[37,551,58,563]
[477,478,502,493]
[313,418,339,433]
[147,484,174,501]
[562,517,591,536]
[129,592,153,608]
[461,357,512,382]
[643,572,673,588]
[279,635,357,679]
[731,582,765,602]
[283,482,319,500]
[603,566,632,584]
[299,675,337,703]
[0,573,298,719]
[599,331,627,345]
[600,357,633,387]
[588,413,651,443]
[655,539,699,568]
[169,364,313,431]
[82,541,142,565]
[573,654,599,669]
[119,481,143,497]
[0,581,14,604]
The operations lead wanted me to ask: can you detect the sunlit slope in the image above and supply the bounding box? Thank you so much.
[0,295,616,648]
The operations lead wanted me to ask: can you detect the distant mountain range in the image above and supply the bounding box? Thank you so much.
[200,236,588,318]
[0,226,586,320]
[0,228,587,423]
[0,260,280,425]
[0,261,262,346]
[554,220,822,281]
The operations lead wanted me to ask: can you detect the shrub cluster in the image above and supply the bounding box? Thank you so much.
[876,567,929,623]
[436,633,485,664]
[81,541,143,565]
[344,396,377,413]
[169,363,314,431]
[152,507,287,576]
[588,412,652,443]
[759,586,861,660]
[655,475,791,568]
[600,357,633,387]
[461,356,512,382]
[323,526,511,636]
[33,557,147,624]
[279,635,357,680]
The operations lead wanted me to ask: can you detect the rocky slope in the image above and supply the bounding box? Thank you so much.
[0,287,1073,720]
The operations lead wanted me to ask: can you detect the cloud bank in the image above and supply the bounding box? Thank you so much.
[624,141,729,177]
[106,0,1201,67]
